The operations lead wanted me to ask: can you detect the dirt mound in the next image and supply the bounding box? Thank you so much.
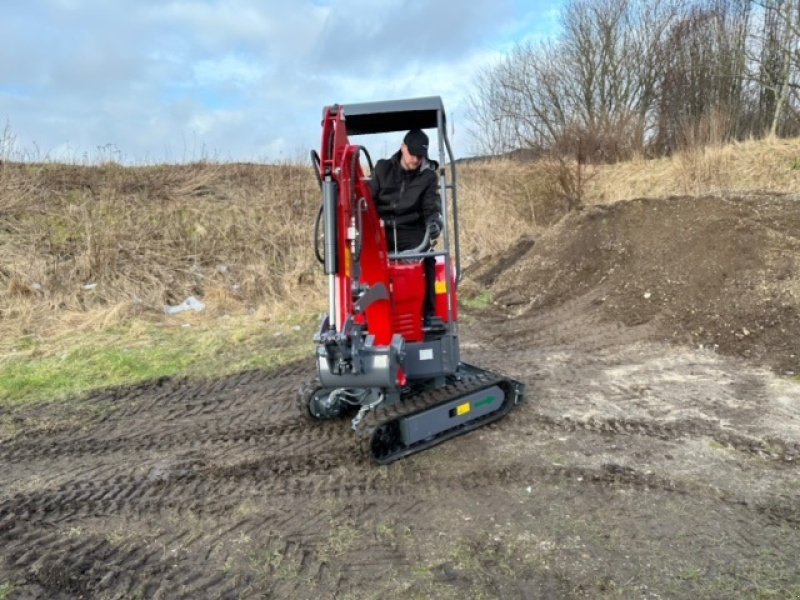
[469,193,800,375]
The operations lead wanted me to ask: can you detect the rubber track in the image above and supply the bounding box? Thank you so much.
[352,365,521,463]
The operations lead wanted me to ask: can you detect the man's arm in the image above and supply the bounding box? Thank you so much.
[421,172,443,239]
[421,171,441,221]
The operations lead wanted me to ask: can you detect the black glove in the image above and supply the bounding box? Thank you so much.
[426,214,443,240]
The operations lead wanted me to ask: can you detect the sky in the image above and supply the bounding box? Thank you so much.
[0,0,563,164]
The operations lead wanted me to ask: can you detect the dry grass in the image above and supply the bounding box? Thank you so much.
[0,161,325,341]
[457,157,584,263]
[585,135,800,204]
[458,160,543,258]
[2,135,799,345]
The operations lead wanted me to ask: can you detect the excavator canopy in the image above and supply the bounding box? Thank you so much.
[337,96,446,135]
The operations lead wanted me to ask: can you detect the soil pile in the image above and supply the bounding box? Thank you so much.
[470,192,800,374]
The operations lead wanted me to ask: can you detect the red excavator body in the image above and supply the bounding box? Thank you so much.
[302,97,522,464]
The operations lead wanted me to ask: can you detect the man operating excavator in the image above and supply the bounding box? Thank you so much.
[370,128,444,328]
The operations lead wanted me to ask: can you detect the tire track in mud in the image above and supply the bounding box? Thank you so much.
[4,447,798,533]
[513,413,800,463]
[66,362,312,423]
[0,471,411,599]
[3,527,242,599]
[3,513,398,600]
[4,461,797,600]
[4,328,800,597]
[0,364,367,599]
[0,364,313,455]
[5,357,796,529]
[0,365,321,464]
[4,426,799,599]
[1,519,338,599]
[0,414,349,462]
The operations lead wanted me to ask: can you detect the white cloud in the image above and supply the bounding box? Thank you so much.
[0,0,564,163]
[187,109,248,136]
[192,56,265,87]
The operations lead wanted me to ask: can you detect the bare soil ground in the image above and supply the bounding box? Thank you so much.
[2,193,800,599]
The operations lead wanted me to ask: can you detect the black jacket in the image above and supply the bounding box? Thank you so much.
[370,150,441,246]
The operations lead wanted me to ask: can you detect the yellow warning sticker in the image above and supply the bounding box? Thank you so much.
[435,281,447,294]
[456,403,471,416]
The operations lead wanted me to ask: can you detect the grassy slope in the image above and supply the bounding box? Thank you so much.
[0,313,314,407]
[586,135,800,203]
[1,137,799,406]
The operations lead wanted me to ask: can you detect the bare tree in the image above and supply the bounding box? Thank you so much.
[753,0,798,135]
[467,41,570,154]
[654,2,752,151]
[469,0,685,160]
[468,0,799,160]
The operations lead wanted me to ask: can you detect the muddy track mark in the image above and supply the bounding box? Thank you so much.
[3,525,242,599]
[9,454,790,530]
[0,415,350,462]
[0,451,360,527]
[84,362,313,422]
[522,413,800,463]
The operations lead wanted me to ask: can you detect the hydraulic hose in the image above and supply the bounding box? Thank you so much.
[311,149,325,264]
[349,146,374,263]
[310,149,322,189]
[314,205,324,265]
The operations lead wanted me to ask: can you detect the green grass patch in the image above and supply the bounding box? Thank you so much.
[0,583,14,600]
[461,289,494,310]
[0,314,315,408]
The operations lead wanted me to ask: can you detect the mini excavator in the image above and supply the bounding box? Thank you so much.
[300,97,524,464]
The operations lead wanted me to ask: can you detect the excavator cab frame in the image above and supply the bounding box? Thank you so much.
[342,96,462,292]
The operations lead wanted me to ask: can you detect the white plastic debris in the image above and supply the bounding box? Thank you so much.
[164,296,206,315]
[82,283,97,290]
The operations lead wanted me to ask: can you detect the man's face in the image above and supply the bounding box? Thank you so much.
[400,143,423,171]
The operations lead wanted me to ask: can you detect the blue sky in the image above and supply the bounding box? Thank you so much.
[0,0,563,164]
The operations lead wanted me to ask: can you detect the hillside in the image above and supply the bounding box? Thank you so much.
[1,137,797,328]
